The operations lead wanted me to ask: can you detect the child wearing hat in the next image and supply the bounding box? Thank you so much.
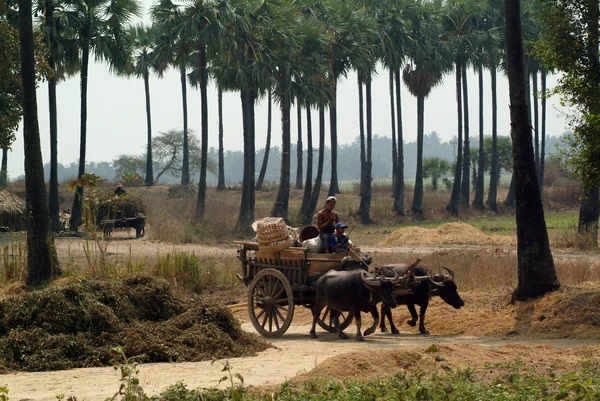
[327,222,350,253]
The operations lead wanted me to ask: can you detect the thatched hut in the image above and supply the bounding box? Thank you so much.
[0,191,27,231]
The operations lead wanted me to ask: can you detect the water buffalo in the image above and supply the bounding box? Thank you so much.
[310,269,400,341]
[379,264,464,335]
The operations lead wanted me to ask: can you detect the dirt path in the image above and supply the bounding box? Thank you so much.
[2,322,599,401]
[52,235,597,264]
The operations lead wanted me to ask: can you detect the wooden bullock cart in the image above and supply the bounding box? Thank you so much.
[236,241,374,338]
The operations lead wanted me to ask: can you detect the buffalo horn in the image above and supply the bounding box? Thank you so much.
[428,276,444,288]
[361,271,381,287]
[442,266,455,280]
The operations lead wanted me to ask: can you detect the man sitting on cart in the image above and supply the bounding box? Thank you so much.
[317,196,339,252]
[328,222,350,253]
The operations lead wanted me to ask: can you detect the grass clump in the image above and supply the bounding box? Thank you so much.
[0,275,268,372]
[149,366,600,401]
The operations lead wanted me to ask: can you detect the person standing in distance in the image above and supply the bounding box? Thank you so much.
[316,196,339,252]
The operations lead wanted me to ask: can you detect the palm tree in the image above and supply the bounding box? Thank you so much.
[126,24,159,186]
[36,0,76,231]
[212,0,271,233]
[217,87,225,190]
[18,0,60,284]
[299,103,314,224]
[504,0,558,301]
[486,0,504,212]
[446,57,463,216]
[66,0,140,230]
[403,0,450,219]
[152,0,195,186]
[324,0,374,196]
[377,0,407,215]
[473,7,501,210]
[255,91,272,191]
[295,103,303,190]
[305,105,327,223]
[272,4,330,220]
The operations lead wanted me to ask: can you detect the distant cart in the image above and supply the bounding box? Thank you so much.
[101,215,146,239]
[235,241,378,338]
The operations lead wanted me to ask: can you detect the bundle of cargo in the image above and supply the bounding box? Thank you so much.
[255,217,292,252]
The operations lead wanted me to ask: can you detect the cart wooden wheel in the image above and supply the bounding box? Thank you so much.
[317,306,354,333]
[247,268,294,338]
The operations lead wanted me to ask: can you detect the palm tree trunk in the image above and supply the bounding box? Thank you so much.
[256,91,272,191]
[180,67,190,186]
[272,69,292,219]
[195,44,208,221]
[69,39,89,231]
[412,94,425,219]
[358,77,366,197]
[295,103,303,190]
[393,69,404,215]
[460,62,470,206]
[358,79,372,224]
[0,147,7,187]
[217,88,225,190]
[144,70,154,186]
[18,0,60,284]
[306,105,326,222]
[488,67,499,211]
[48,56,60,231]
[504,0,559,301]
[473,63,485,210]
[328,79,340,195]
[505,172,515,207]
[539,69,547,190]
[578,187,600,247]
[446,62,463,216]
[299,103,313,225]
[532,70,539,169]
[390,69,397,193]
[236,88,256,233]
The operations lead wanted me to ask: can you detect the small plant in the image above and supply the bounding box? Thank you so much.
[106,348,147,401]
[0,385,9,401]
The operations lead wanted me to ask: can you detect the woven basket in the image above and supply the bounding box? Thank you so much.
[256,217,292,252]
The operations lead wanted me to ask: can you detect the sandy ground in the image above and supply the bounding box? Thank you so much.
[2,322,599,401]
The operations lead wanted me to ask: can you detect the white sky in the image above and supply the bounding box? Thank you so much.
[8,5,569,180]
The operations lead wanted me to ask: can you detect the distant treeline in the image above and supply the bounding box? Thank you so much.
[30,133,563,185]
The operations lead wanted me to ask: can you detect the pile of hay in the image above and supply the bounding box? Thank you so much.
[379,222,516,246]
[90,189,147,223]
[0,191,26,231]
[0,275,269,372]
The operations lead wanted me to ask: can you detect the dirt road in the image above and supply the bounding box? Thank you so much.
[2,322,599,401]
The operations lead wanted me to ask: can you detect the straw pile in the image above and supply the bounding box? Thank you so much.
[0,191,26,231]
[379,222,516,246]
[91,189,147,223]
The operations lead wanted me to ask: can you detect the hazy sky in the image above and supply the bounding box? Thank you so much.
[7,5,569,180]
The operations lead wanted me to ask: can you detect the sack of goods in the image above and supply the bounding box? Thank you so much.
[302,236,322,253]
[255,217,292,252]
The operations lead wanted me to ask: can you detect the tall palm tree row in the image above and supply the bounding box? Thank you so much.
[20,0,564,234]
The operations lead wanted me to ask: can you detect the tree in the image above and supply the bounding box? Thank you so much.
[19,0,61,284]
[66,0,141,230]
[295,103,303,190]
[216,87,225,190]
[152,0,195,186]
[504,0,559,300]
[536,0,600,245]
[126,24,159,187]
[256,91,272,191]
[404,0,450,219]
[0,18,20,188]
[423,157,451,191]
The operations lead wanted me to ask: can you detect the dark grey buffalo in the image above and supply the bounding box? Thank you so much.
[379,264,464,335]
[310,269,400,341]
